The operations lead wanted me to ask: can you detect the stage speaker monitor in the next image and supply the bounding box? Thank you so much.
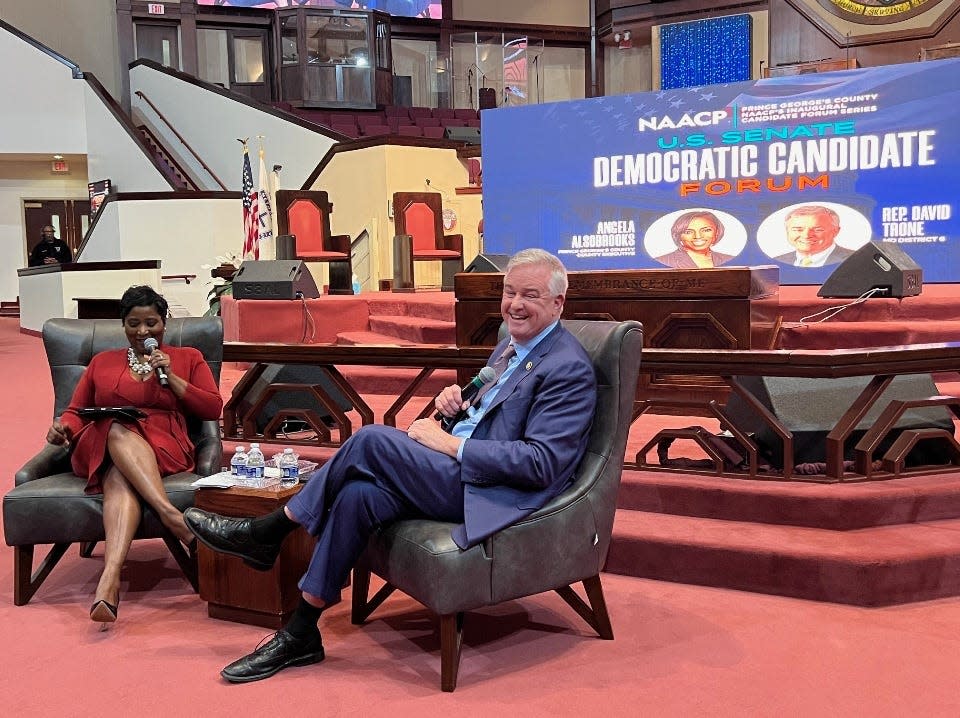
[444,126,481,145]
[242,364,353,433]
[478,87,497,110]
[723,374,954,469]
[275,234,296,260]
[818,241,922,299]
[464,253,511,273]
[232,260,319,300]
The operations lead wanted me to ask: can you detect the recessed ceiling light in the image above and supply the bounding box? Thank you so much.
[53,154,64,160]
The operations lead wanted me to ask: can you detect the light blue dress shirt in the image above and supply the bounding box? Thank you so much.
[450,320,560,461]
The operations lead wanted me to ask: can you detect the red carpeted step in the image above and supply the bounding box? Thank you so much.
[368,315,456,344]
[606,509,960,605]
[365,292,455,323]
[779,320,960,349]
[336,330,418,346]
[778,284,960,323]
[338,365,458,395]
[617,470,960,530]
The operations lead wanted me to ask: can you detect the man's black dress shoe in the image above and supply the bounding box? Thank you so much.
[183,507,283,571]
[221,628,324,683]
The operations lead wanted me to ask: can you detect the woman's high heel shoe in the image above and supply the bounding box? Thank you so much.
[90,599,119,624]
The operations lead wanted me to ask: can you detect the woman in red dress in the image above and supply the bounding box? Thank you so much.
[44,286,223,624]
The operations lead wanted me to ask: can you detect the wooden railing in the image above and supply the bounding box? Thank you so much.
[135,90,227,190]
[222,342,960,483]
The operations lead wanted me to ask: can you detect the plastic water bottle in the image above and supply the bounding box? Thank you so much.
[230,446,248,477]
[246,443,265,481]
[352,273,361,295]
[279,448,299,485]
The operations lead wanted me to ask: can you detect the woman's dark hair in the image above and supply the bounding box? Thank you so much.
[670,211,725,249]
[119,285,169,322]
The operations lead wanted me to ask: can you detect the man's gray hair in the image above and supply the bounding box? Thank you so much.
[505,248,568,296]
[784,204,840,230]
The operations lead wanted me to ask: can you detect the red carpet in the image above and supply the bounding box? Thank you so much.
[5,317,960,715]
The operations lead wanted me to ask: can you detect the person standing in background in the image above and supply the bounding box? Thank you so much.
[28,225,73,266]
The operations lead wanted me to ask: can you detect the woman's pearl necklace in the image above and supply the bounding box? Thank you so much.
[127,347,153,376]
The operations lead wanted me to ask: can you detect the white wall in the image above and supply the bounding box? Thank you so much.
[0,26,87,155]
[19,265,163,333]
[130,64,338,191]
[84,83,172,194]
[0,0,121,100]
[77,196,243,316]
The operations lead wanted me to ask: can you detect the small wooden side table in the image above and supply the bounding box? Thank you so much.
[195,483,315,629]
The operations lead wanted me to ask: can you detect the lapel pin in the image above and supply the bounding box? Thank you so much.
[525,361,533,371]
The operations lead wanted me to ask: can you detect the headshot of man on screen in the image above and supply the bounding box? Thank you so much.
[775,205,856,268]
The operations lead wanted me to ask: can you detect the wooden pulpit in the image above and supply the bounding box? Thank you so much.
[454,266,781,407]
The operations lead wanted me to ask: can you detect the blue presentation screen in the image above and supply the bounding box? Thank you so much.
[481,59,960,284]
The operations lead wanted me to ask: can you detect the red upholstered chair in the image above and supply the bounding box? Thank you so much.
[361,124,392,137]
[391,191,464,292]
[276,190,354,295]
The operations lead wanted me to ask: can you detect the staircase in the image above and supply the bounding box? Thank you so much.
[0,300,19,318]
[335,292,456,345]
[607,469,960,606]
[137,125,198,191]
[334,292,458,394]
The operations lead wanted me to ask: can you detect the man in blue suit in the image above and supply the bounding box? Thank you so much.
[185,248,597,683]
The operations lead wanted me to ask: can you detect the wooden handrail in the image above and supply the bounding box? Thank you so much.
[134,90,227,190]
[161,274,197,285]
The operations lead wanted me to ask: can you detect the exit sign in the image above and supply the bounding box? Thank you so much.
[147,3,165,14]
[52,159,69,173]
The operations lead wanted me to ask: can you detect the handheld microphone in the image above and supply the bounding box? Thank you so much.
[434,366,497,423]
[143,337,170,388]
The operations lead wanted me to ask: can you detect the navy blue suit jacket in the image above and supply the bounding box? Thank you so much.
[451,323,597,548]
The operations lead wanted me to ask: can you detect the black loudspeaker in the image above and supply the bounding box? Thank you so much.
[232,260,320,300]
[723,375,954,469]
[244,364,353,433]
[818,241,922,298]
[275,234,296,260]
[444,126,481,144]
[478,87,497,110]
[464,253,510,273]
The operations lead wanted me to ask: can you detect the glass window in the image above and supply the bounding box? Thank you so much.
[375,16,390,70]
[281,15,299,65]
[234,37,265,83]
[307,12,368,65]
[198,29,229,88]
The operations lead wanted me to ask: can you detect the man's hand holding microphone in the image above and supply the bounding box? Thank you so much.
[407,366,497,458]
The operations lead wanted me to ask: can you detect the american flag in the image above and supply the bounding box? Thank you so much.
[241,142,260,259]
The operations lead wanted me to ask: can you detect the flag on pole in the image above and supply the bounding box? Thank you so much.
[241,141,259,260]
[256,144,275,260]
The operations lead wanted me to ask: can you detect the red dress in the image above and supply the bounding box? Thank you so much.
[59,345,223,494]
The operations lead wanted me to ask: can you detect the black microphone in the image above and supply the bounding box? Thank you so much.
[434,366,497,424]
[143,337,170,388]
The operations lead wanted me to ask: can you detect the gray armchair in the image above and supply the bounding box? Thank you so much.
[351,319,643,691]
[3,317,223,605]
